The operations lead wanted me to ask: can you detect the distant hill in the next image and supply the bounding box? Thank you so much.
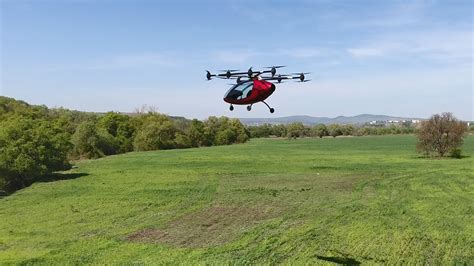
[239,114,422,125]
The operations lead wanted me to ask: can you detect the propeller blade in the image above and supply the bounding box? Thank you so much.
[264,65,286,69]
[219,69,239,72]
[291,72,311,75]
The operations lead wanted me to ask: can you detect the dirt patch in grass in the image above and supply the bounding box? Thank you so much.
[127,206,279,248]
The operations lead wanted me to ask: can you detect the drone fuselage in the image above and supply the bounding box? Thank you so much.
[223,79,275,105]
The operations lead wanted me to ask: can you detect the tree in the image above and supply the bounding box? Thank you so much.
[416,112,468,157]
[187,119,206,147]
[0,117,72,192]
[133,120,176,151]
[271,124,287,137]
[215,128,236,145]
[328,124,343,138]
[248,124,272,138]
[98,112,135,153]
[72,120,117,159]
[228,119,249,143]
[341,125,354,136]
[312,124,328,138]
[287,122,306,139]
[174,132,192,149]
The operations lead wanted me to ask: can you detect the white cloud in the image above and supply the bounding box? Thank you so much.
[347,30,473,63]
[43,52,180,72]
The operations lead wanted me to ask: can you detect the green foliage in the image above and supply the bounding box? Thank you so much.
[311,124,328,138]
[174,132,192,149]
[99,112,135,153]
[287,122,306,139]
[0,96,49,120]
[187,119,206,147]
[247,122,417,139]
[0,97,250,192]
[215,128,236,145]
[340,125,354,136]
[0,117,72,192]
[328,124,343,138]
[450,148,462,158]
[133,115,177,151]
[271,124,287,137]
[201,116,248,145]
[72,120,117,159]
[248,124,272,138]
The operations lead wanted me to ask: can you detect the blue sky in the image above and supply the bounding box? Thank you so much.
[1,0,472,120]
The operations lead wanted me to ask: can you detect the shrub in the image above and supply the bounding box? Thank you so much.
[187,119,206,147]
[312,124,328,138]
[133,120,176,151]
[174,132,192,148]
[271,124,287,137]
[98,112,135,153]
[450,149,462,159]
[0,117,72,192]
[287,122,306,139]
[215,129,236,145]
[72,120,117,159]
[328,124,343,138]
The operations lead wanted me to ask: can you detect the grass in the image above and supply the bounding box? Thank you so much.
[0,135,473,264]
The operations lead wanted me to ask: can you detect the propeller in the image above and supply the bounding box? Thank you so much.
[218,69,241,79]
[291,72,311,82]
[219,69,239,72]
[247,67,253,78]
[265,65,286,76]
[276,74,289,83]
[206,70,215,80]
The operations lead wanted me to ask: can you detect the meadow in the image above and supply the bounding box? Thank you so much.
[0,135,473,264]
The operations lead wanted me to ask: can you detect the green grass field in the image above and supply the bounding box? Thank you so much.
[1,135,473,264]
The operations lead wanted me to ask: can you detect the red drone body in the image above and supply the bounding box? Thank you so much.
[223,79,276,111]
[206,66,309,113]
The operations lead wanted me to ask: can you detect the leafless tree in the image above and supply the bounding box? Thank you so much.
[417,112,468,157]
[134,105,159,115]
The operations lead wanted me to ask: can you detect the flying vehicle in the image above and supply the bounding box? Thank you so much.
[206,66,310,113]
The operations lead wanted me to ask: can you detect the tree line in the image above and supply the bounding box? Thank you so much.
[0,97,248,193]
[247,122,416,139]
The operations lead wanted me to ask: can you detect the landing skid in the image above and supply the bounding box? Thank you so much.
[262,101,275,113]
[229,102,274,113]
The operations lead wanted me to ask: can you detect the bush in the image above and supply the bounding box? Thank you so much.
[99,112,135,153]
[72,120,117,159]
[328,124,342,138]
[0,117,72,192]
[287,122,306,139]
[271,124,287,137]
[133,119,176,151]
[312,124,328,138]
[450,148,462,159]
[215,129,236,145]
[187,119,206,147]
[174,132,192,148]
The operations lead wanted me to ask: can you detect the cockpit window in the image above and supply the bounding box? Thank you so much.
[224,81,253,100]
